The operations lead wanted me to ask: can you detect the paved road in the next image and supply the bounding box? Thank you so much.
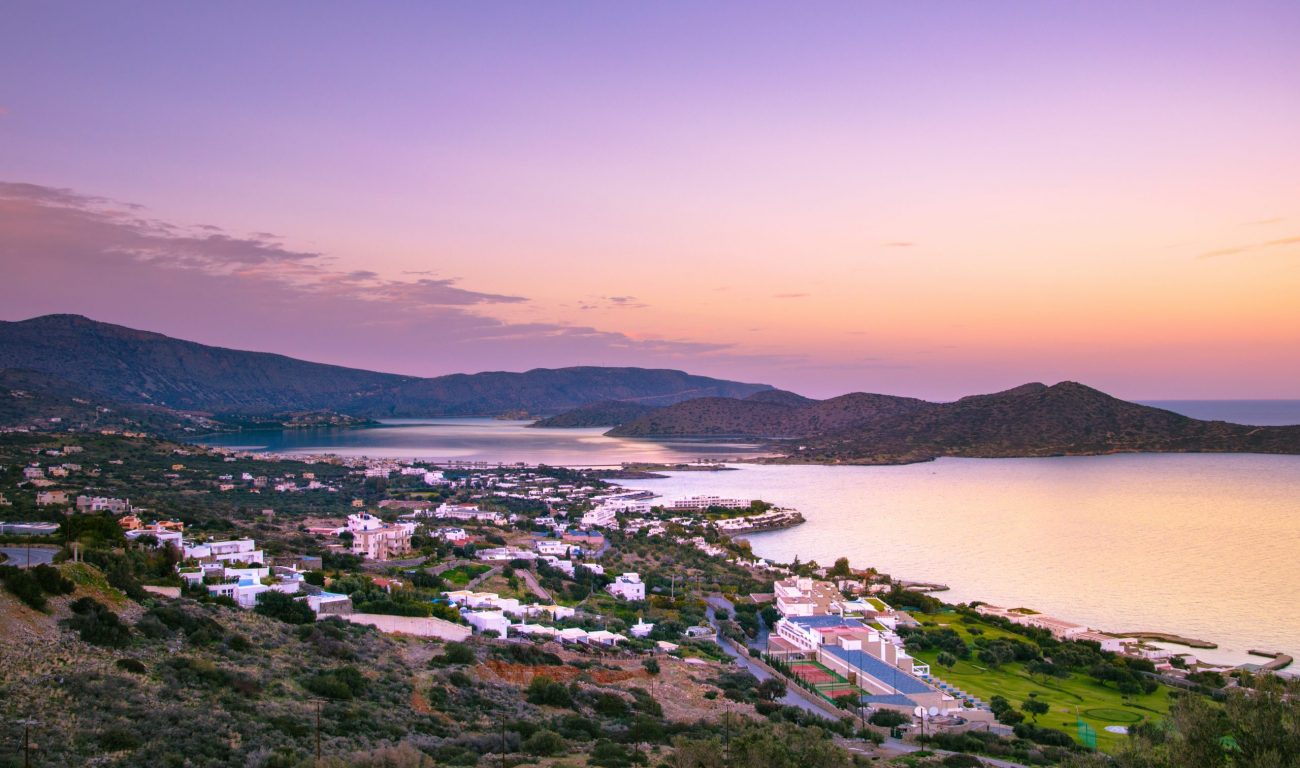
[0,546,57,568]
[704,603,829,718]
[518,569,552,601]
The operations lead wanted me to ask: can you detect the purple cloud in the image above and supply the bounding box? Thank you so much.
[0,180,777,381]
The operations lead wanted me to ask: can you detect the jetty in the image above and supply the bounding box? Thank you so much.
[1117,631,1217,649]
[1248,650,1294,672]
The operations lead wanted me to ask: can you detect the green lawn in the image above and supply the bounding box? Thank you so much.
[441,563,490,586]
[913,651,1169,751]
[911,611,1170,752]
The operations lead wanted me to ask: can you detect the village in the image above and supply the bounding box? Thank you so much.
[2,431,1284,765]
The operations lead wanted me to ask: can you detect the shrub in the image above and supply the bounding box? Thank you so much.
[526,675,574,708]
[1,569,47,610]
[66,597,132,647]
[441,641,476,665]
[522,729,566,756]
[593,692,629,717]
[31,564,75,595]
[254,590,316,624]
[868,709,908,727]
[98,725,142,750]
[115,658,147,674]
[304,665,366,700]
[642,658,660,675]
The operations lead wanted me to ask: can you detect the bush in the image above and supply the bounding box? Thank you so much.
[254,590,316,624]
[65,597,131,647]
[642,658,660,675]
[303,665,366,700]
[98,725,142,750]
[440,641,476,665]
[526,675,574,708]
[115,658,147,674]
[868,709,908,727]
[522,729,566,756]
[31,564,75,595]
[1,568,47,610]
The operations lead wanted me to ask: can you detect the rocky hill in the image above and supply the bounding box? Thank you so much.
[0,315,771,420]
[608,381,1300,463]
[528,399,662,428]
[607,391,930,438]
[795,382,1300,463]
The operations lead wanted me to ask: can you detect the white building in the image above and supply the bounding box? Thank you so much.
[347,512,413,561]
[668,495,749,511]
[432,527,469,543]
[184,538,264,565]
[585,629,627,647]
[535,540,572,557]
[631,617,655,638]
[580,506,618,528]
[435,503,505,524]
[606,572,645,601]
[465,610,511,636]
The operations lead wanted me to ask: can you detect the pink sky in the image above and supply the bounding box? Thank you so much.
[1,2,1298,399]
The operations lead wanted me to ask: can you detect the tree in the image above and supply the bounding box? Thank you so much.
[1022,697,1050,722]
[996,708,1025,726]
[936,651,957,670]
[757,677,787,701]
[828,557,853,579]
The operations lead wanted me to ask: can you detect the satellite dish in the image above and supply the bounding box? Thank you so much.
[928,706,940,717]
[914,706,925,717]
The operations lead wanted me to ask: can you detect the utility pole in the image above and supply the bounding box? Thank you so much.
[17,718,37,768]
[315,699,322,765]
[500,713,507,768]
[723,709,732,768]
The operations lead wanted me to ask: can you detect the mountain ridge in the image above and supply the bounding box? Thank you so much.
[0,314,773,419]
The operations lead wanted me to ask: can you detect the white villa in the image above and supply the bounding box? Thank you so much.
[606,572,645,601]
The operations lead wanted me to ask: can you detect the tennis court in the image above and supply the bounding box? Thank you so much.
[789,661,839,685]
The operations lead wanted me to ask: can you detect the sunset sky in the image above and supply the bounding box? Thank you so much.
[2,1,1298,399]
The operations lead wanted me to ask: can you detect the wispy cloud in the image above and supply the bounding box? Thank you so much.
[883,241,914,248]
[577,295,649,311]
[0,180,771,377]
[1198,235,1300,260]
[773,292,809,299]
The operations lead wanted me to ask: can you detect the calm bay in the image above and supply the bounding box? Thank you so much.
[198,401,1300,667]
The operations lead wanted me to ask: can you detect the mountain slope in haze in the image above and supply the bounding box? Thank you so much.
[796,381,1300,464]
[343,367,772,418]
[0,315,772,419]
[528,400,663,428]
[0,315,411,414]
[530,388,818,429]
[0,367,220,435]
[607,391,931,438]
